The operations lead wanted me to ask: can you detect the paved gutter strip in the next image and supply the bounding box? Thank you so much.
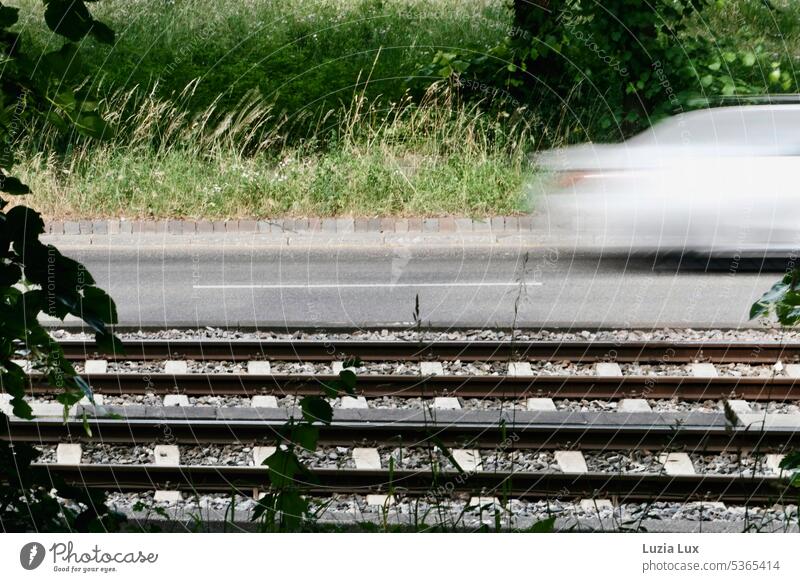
[43,217,543,247]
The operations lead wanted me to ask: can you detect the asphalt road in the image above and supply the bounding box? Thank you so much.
[48,239,784,329]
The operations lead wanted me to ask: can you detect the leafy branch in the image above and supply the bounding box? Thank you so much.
[252,368,358,531]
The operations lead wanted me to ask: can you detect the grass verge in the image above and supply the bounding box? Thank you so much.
[20,84,536,219]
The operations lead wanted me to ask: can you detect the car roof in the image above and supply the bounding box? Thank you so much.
[629,104,800,148]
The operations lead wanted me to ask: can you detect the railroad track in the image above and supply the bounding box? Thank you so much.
[7,334,800,521]
[5,409,799,450]
[57,338,800,363]
[20,464,794,504]
[24,372,800,401]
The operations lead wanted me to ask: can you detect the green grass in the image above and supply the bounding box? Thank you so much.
[12,0,535,219]
[16,0,510,120]
[19,84,535,218]
[19,0,794,220]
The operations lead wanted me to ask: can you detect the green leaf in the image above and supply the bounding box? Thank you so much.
[76,111,112,140]
[341,356,362,368]
[5,205,44,241]
[0,263,21,286]
[779,451,800,471]
[11,396,33,419]
[81,286,118,325]
[0,175,30,195]
[263,448,304,488]
[73,375,94,404]
[94,330,124,355]
[299,396,332,424]
[429,434,464,474]
[0,5,19,28]
[528,516,556,532]
[276,489,308,529]
[290,424,319,451]
[90,20,114,44]
[44,0,94,41]
[338,369,357,394]
[750,273,794,319]
[41,43,81,78]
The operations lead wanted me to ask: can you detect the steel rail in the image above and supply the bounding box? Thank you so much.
[18,464,792,503]
[4,416,796,451]
[26,372,800,400]
[56,339,800,363]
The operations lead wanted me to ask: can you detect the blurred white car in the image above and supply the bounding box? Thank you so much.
[536,104,800,256]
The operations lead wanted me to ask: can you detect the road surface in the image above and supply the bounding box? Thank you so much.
[48,237,781,329]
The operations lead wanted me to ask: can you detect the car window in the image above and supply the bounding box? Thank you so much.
[629,107,800,152]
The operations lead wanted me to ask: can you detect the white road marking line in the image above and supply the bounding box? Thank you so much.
[193,281,543,289]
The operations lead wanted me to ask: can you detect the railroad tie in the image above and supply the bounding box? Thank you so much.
[578,499,614,513]
[784,364,800,378]
[555,451,588,473]
[617,399,652,413]
[452,449,483,472]
[252,446,277,467]
[246,361,271,375]
[432,397,461,410]
[526,398,556,411]
[658,452,695,476]
[56,443,82,465]
[726,399,752,424]
[332,361,357,374]
[11,359,32,373]
[420,361,445,376]
[164,360,189,375]
[469,497,502,510]
[84,359,108,374]
[765,454,786,475]
[163,394,190,406]
[251,446,277,499]
[0,394,10,415]
[0,395,65,420]
[30,402,66,417]
[594,362,622,376]
[340,396,369,409]
[507,362,533,376]
[366,494,396,507]
[79,394,105,406]
[251,395,279,408]
[153,445,182,503]
[352,448,381,470]
[687,362,717,377]
[737,411,800,430]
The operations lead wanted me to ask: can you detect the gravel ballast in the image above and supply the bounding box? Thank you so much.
[103,491,800,531]
[49,326,800,343]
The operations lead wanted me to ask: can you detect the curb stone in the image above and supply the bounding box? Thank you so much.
[45,216,533,236]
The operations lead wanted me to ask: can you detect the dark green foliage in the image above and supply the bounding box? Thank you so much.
[17,0,508,133]
[0,0,120,420]
[750,269,800,325]
[252,369,357,532]
[0,0,122,532]
[0,438,126,531]
[418,0,791,141]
